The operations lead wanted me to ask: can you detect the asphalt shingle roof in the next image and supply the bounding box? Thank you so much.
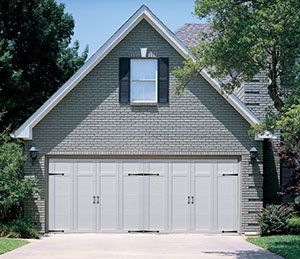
[174,23,211,46]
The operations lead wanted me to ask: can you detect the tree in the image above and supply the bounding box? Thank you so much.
[173,0,300,202]
[0,0,88,131]
[277,104,300,199]
[173,0,300,111]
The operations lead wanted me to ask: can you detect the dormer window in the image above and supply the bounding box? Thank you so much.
[119,58,169,104]
[130,59,157,103]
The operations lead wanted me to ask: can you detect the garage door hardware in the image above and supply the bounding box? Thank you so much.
[49,173,64,176]
[222,230,238,233]
[128,230,159,233]
[187,196,194,204]
[128,173,159,176]
[92,196,100,204]
[48,230,64,232]
[222,173,238,176]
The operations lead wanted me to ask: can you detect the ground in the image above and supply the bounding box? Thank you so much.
[0,238,28,254]
[247,235,300,259]
[0,234,281,259]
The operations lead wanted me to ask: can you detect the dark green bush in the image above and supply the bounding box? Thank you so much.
[258,204,295,236]
[0,218,40,239]
[0,132,38,221]
[288,217,300,234]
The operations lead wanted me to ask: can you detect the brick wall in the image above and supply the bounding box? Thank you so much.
[23,19,263,233]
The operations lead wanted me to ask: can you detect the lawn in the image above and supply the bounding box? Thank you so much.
[0,238,29,254]
[247,235,300,259]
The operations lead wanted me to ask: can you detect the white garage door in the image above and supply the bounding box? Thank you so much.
[48,159,239,233]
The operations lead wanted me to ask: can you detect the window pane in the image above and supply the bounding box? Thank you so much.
[131,82,156,102]
[131,59,157,80]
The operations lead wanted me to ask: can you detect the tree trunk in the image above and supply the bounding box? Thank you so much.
[268,50,284,111]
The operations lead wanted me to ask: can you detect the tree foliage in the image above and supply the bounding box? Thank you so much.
[277,103,300,198]
[0,130,38,222]
[0,0,88,131]
[173,0,300,201]
[173,0,300,111]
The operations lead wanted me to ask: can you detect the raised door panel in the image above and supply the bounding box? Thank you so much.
[99,162,118,231]
[171,162,190,232]
[75,161,96,232]
[122,162,143,231]
[146,162,167,231]
[49,161,73,231]
[217,162,238,231]
[193,163,213,232]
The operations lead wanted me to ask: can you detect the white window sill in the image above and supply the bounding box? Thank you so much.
[130,101,158,106]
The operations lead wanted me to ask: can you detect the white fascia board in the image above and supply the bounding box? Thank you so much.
[200,69,260,125]
[12,5,259,140]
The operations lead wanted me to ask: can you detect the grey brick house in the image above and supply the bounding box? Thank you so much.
[12,5,279,234]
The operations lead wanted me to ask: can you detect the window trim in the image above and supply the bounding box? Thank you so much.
[130,59,158,104]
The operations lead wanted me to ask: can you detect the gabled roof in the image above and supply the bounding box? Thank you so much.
[175,23,211,46]
[12,5,259,140]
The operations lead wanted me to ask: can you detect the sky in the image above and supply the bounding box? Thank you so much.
[56,0,202,57]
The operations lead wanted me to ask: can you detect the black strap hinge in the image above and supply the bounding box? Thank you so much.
[48,229,64,233]
[128,173,159,176]
[49,173,65,176]
[128,230,159,233]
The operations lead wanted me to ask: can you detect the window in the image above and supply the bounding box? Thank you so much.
[130,59,157,103]
[119,58,169,104]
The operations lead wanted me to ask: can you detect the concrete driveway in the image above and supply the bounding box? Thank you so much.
[0,234,281,259]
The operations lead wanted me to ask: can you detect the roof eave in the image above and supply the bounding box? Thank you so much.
[12,5,260,140]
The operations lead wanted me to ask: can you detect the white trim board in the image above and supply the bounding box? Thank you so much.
[12,5,259,140]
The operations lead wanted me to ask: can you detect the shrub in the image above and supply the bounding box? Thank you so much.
[0,132,38,221]
[258,204,295,236]
[0,218,40,239]
[288,216,300,235]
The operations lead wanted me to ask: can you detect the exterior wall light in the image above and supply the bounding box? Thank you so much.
[29,146,38,161]
[249,147,258,162]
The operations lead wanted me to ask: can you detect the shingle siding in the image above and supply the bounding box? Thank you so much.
[23,19,263,233]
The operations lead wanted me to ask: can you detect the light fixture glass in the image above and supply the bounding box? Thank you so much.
[29,146,38,160]
[249,147,258,161]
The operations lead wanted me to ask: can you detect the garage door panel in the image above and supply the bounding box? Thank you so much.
[217,162,238,174]
[217,175,238,231]
[49,175,72,231]
[100,176,117,230]
[98,162,118,231]
[193,163,213,232]
[123,162,140,174]
[122,176,140,230]
[194,176,212,231]
[49,161,73,231]
[148,176,166,231]
[77,175,95,231]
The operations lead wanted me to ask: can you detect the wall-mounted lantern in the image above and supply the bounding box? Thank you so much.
[249,147,258,162]
[29,146,38,161]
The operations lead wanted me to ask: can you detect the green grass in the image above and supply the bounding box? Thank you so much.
[0,238,29,254]
[247,235,300,259]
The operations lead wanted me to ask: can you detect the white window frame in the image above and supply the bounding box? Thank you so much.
[130,59,158,104]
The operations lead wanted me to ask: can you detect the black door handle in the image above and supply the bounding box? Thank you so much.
[93,196,95,204]
[187,196,190,204]
[97,196,100,204]
[191,196,194,204]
